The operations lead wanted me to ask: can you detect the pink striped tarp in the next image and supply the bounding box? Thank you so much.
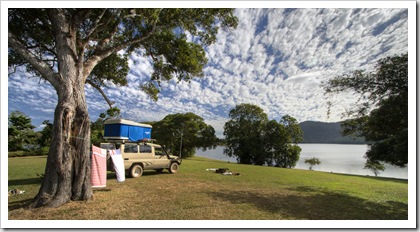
[91,145,107,188]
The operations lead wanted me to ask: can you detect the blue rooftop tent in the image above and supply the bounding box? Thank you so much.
[103,119,152,142]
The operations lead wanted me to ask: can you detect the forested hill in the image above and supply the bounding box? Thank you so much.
[299,121,366,144]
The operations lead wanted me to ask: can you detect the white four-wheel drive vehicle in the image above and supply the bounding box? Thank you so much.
[100,141,182,178]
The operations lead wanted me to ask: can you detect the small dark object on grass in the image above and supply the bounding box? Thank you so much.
[215,168,229,173]
[8,189,26,196]
[206,168,240,176]
[222,171,240,176]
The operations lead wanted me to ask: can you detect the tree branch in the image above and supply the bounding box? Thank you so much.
[83,9,162,80]
[8,65,18,75]
[47,9,79,67]
[72,9,92,29]
[8,29,60,89]
[86,79,114,109]
[83,9,109,43]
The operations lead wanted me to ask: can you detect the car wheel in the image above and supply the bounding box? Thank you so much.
[130,164,143,178]
[168,162,179,174]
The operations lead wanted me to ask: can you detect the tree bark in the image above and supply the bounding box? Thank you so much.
[32,75,93,208]
[31,10,93,208]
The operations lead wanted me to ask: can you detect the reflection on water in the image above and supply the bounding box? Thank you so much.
[195,144,408,179]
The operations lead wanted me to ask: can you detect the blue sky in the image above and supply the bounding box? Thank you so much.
[5,3,411,138]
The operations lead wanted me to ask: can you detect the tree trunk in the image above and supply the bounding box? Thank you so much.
[32,76,93,208]
[29,9,94,208]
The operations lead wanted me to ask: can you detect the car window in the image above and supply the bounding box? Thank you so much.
[124,144,138,153]
[140,145,152,153]
[100,143,115,150]
[155,147,165,156]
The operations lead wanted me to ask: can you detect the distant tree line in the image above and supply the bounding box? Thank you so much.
[9,105,303,169]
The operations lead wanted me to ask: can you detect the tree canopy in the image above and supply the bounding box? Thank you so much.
[324,53,408,167]
[223,103,303,167]
[8,9,238,101]
[223,104,269,165]
[152,112,218,158]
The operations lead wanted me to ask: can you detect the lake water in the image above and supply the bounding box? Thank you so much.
[195,144,408,179]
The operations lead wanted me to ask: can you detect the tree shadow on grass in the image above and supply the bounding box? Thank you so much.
[331,173,408,184]
[8,198,34,211]
[9,178,42,186]
[189,156,236,164]
[207,186,407,220]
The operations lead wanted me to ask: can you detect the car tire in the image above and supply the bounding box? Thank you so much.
[130,164,143,178]
[168,162,179,174]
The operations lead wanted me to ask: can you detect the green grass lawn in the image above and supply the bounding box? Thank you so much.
[8,155,408,220]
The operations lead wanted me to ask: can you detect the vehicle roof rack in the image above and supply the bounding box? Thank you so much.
[103,138,157,144]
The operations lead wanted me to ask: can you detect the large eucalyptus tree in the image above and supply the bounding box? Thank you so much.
[8,8,237,208]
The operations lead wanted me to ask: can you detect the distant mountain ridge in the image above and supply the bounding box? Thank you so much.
[299,121,366,144]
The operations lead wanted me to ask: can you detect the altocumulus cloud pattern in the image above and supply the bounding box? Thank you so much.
[8,8,408,136]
